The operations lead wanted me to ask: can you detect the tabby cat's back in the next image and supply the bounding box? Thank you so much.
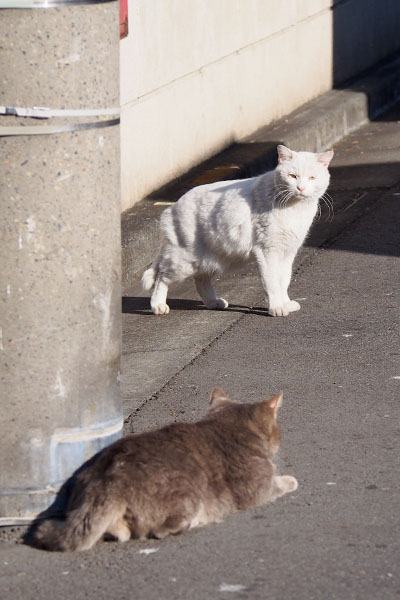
[33,388,297,552]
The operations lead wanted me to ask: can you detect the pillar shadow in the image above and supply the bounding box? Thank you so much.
[23,451,106,549]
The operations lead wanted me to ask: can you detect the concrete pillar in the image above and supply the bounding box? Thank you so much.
[0,1,122,524]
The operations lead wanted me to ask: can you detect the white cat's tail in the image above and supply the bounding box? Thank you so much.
[142,266,156,290]
[33,497,127,552]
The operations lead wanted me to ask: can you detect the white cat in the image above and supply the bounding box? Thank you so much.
[142,145,334,317]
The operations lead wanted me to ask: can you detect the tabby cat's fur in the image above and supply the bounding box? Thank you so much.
[34,388,297,552]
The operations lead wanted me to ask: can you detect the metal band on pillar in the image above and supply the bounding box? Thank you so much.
[0,106,120,137]
[0,1,117,8]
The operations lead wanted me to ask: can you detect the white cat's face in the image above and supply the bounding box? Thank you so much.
[275,145,334,202]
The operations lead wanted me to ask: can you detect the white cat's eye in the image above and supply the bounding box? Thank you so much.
[289,173,297,179]
[309,175,316,180]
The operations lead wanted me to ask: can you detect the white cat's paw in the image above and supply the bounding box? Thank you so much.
[216,297,229,310]
[269,301,300,317]
[152,303,170,315]
[285,300,301,313]
[268,305,289,317]
[205,298,229,310]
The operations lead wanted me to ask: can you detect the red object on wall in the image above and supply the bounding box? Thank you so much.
[120,0,128,39]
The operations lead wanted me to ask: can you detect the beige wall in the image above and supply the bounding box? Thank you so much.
[120,0,400,211]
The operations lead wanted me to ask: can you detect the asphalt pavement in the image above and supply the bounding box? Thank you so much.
[1,97,399,599]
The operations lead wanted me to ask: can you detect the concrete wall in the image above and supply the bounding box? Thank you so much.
[120,0,400,211]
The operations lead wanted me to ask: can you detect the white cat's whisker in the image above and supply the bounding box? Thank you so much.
[282,196,292,209]
[325,192,334,213]
[321,193,334,222]
[274,189,292,209]
[277,196,288,209]
[274,189,289,200]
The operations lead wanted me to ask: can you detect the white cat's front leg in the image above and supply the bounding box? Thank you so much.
[280,255,301,314]
[253,248,288,316]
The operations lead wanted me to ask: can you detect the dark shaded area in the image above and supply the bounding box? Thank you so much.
[23,450,107,550]
[122,296,269,318]
[305,156,400,257]
[332,0,400,120]
[122,296,204,315]
[332,55,400,122]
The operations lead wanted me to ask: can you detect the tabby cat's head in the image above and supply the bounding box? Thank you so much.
[207,388,283,454]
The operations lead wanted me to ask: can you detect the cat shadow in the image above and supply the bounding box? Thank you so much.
[228,304,269,317]
[122,296,206,315]
[23,451,106,549]
[122,296,270,317]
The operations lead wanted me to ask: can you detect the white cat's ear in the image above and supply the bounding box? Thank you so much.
[277,145,294,163]
[316,150,334,167]
[209,387,231,411]
[266,392,283,416]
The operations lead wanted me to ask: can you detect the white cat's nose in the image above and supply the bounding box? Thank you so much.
[297,185,305,193]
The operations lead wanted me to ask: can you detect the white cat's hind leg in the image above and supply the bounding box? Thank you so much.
[253,248,290,317]
[151,277,170,315]
[280,255,301,314]
[142,267,156,291]
[194,275,228,310]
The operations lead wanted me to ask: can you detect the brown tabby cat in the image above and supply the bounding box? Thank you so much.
[34,388,298,552]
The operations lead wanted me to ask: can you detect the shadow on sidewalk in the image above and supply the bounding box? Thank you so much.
[122,297,269,317]
[23,451,109,550]
[305,160,400,257]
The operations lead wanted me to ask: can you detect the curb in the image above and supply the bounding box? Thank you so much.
[121,53,400,292]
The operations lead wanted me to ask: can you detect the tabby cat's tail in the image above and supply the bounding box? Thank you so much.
[142,266,156,290]
[33,498,126,552]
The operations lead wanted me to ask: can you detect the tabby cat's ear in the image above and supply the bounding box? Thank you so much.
[277,145,294,163]
[316,150,334,167]
[209,387,231,411]
[266,392,283,417]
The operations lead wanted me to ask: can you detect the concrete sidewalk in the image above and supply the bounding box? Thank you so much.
[120,95,400,427]
[1,65,400,600]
